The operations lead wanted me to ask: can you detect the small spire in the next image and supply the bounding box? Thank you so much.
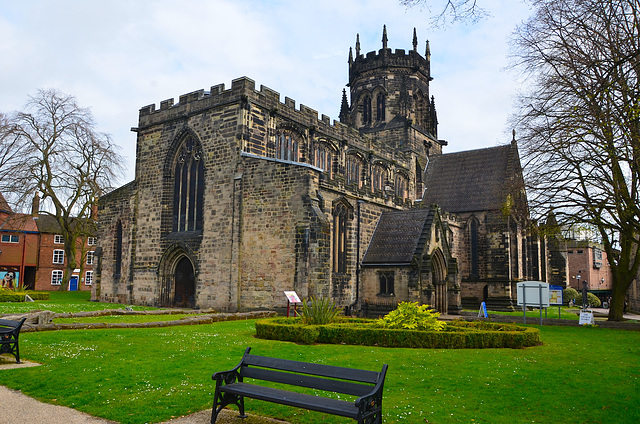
[348,47,353,65]
[426,40,431,59]
[355,33,361,56]
[512,129,517,144]
[412,28,418,52]
[382,25,388,49]
[339,88,351,125]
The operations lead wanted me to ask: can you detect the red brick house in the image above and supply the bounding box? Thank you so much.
[0,192,95,291]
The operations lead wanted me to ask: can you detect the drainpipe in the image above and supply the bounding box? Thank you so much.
[347,200,364,316]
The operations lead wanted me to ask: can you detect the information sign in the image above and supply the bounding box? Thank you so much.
[516,281,550,307]
[579,311,594,325]
[549,285,563,306]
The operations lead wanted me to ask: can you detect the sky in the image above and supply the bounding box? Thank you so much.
[0,0,533,184]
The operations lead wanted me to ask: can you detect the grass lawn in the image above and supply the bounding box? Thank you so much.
[0,293,639,423]
[0,290,156,315]
[0,317,638,424]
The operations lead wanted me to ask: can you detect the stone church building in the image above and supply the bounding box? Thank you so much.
[96,27,565,313]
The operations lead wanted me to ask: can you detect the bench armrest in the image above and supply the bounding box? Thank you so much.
[354,364,388,412]
[211,346,252,385]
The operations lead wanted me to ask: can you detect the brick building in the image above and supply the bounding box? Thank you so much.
[566,239,613,303]
[0,192,96,292]
[97,27,563,313]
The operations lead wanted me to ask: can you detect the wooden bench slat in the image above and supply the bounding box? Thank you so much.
[241,366,374,396]
[243,353,381,383]
[220,382,359,418]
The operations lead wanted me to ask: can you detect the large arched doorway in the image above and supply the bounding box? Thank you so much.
[174,257,195,308]
[431,249,448,314]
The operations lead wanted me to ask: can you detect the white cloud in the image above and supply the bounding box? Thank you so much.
[0,0,532,183]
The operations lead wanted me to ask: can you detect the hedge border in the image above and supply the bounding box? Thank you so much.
[255,317,541,349]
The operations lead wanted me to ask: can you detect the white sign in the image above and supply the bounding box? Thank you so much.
[284,291,301,303]
[579,311,594,325]
[517,281,550,307]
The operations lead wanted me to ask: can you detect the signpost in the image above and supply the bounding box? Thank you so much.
[284,291,301,317]
[517,281,550,325]
[549,285,563,318]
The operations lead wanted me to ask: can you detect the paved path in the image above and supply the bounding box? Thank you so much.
[0,384,288,424]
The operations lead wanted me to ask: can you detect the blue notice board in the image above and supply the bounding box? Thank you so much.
[549,285,563,305]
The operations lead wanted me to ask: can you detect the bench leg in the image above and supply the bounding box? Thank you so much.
[211,392,247,423]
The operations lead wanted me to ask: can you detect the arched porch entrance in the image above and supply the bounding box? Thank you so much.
[159,246,196,308]
[431,249,448,314]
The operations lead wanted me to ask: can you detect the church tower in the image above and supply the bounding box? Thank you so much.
[343,26,443,156]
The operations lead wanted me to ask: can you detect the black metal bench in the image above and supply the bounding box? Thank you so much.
[0,317,27,363]
[211,347,388,424]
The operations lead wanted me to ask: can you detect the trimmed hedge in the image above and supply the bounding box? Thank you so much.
[0,291,50,302]
[255,317,541,349]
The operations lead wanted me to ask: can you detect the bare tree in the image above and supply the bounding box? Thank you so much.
[0,89,124,290]
[510,0,640,320]
[400,0,488,26]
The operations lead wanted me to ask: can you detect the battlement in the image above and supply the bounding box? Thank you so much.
[350,48,430,80]
[137,76,358,138]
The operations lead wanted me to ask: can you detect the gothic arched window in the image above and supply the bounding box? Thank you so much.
[346,155,362,188]
[275,131,299,162]
[332,202,351,273]
[372,164,385,192]
[395,173,408,200]
[312,141,332,178]
[362,95,372,125]
[173,136,204,232]
[376,93,386,122]
[114,220,123,278]
[470,218,479,277]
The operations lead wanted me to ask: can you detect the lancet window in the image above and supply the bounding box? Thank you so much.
[173,136,205,232]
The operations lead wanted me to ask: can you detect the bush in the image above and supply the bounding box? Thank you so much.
[377,301,444,331]
[301,296,341,325]
[255,317,540,349]
[564,288,602,307]
[564,287,579,303]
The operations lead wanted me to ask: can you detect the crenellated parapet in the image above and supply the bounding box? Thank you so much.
[349,48,430,85]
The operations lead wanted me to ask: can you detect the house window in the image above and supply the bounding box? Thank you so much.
[332,202,351,273]
[87,237,96,246]
[87,251,94,265]
[54,235,64,244]
[372,165,385,192]
[173,135,205,232]
[53,249,64,264]
[51,270,63,285]
[85,271,93,285]
[376,93,386,122]
[346,155,362,188]
[379,271,395,295]
[275,132,299,162]
[1,235,19,243]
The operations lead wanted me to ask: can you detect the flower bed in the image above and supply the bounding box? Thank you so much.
[255,317,541,349]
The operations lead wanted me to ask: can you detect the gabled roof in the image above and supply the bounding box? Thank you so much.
[0,192,12,214]
[422,142,520,213]
[362,208,435,265]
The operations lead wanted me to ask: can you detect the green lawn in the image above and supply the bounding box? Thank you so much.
[0,319,638,423]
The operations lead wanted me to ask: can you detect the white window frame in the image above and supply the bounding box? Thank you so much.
[85,271,93,285]
[86,251,94,265]
[53,249,65,264]
[1,234,19,243]
[87,237,96,246]
[54,235,64,244]
[51,270,63,285]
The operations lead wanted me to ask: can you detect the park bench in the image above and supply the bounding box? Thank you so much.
[211,347,388,424]
[0,317,27,363]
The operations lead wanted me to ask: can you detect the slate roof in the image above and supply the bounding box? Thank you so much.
[362,208,435,265]
[422,143,516,213]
